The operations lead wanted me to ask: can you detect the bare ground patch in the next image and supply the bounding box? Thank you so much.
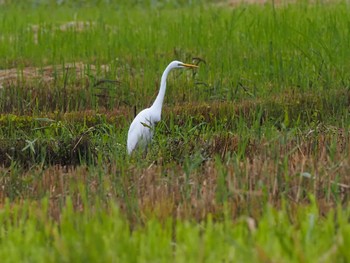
[223,0,339,7]
[0,62,110,88]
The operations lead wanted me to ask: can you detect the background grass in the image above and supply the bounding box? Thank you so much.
[0,0,349,261]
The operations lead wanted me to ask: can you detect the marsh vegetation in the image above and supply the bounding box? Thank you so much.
[0,0,349,261]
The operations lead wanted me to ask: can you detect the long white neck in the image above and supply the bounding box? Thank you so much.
[150,64,173,115]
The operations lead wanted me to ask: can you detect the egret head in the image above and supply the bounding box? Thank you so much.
[171,60,199,69]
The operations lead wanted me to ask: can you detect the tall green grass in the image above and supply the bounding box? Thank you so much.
[0,197,349,262]
[1,1,350,107]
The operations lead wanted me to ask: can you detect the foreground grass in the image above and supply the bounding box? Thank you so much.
[1,132,348,223]
[0,198,349,263]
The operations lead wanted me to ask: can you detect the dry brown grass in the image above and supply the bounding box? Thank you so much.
[0,130,348,223]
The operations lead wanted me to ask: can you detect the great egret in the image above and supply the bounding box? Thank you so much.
[127,60,198,155]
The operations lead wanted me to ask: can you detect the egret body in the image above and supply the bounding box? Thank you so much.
[127,60,198,155]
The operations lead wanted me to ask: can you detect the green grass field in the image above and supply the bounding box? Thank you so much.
[0,0,350,261]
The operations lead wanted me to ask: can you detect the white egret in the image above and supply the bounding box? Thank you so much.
[127,60,198,155]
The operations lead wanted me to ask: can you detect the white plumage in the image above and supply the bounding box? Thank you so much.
[127,60,198,155]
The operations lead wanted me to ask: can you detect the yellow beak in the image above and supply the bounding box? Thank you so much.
[182,63,199,68]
